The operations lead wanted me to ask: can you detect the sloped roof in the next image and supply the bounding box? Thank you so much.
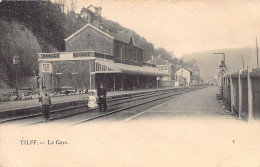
[147,56,171,66]
[107,29,142,48]
[65,23,142,48]
[81,5,102,16]
[96,59,171,76]
[65,24,114,42]
[87,5,102,10]
[174,66,192,73]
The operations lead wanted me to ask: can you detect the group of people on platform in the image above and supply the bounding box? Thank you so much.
[38,83,107,123]
[86,82,107,112]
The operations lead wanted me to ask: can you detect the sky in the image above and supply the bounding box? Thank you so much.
[74,0,260,58]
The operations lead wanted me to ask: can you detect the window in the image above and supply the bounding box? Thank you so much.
[128,47,132,60]
[123,44,127,60]
[133,48,136,62]
[115,42,120,59]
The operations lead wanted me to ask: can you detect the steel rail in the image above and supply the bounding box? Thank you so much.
[0,88,180,124]
[0,86,205,125]
[29,88,198,125]
[70,87,205,125]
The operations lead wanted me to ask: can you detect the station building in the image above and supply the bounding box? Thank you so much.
[38,23,170,92]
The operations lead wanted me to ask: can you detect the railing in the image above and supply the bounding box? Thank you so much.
[222,67,260,121]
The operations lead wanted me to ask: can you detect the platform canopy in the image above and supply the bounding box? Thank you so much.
[95,60,171,76]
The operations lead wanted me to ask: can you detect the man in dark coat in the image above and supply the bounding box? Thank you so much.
[97,83,107,112]
[38,86,51,122]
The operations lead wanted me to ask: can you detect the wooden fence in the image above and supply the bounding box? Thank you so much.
[222,67,260,121]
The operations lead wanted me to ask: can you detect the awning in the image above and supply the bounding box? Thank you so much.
[95,60,171,76]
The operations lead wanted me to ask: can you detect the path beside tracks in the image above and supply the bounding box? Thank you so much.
[123,86,237,121]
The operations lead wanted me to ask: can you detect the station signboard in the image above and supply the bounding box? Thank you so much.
[41,63,52,73]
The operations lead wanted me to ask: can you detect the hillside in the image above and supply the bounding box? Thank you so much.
[0,1,66,88]
[182,48,257,82]
[0,20,42,88]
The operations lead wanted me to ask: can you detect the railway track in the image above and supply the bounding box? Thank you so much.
[70,86,206,125]
[0,86,206,125]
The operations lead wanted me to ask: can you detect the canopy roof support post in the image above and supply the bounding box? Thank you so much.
[121,74,124,90]
[113,74,116,91]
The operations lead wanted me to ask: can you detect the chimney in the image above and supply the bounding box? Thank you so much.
[158,54,161,59]
[95,7,102,16]
[87,14,91,23]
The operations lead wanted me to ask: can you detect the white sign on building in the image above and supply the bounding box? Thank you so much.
[41,63,52,73]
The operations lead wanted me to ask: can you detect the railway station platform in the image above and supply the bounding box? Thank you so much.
[127,86,235,121]
[0,86,187,119]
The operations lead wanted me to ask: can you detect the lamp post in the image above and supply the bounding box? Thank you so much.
[219,60,227,74]
[13,55,20,98]
[213,53,227,99]
[213,52,227,73]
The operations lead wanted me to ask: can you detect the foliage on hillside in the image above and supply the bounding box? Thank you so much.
[0,1,65,88]
[0,1,65,52]
[0,20,42,87]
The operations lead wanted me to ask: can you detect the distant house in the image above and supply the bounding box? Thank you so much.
[81,5,102,18]
[174,67,192,86]
[190,67,200,85]
[146,55,175,87]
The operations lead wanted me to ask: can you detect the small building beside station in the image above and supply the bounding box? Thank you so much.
[146,55,175,87]
[174,67,192,86]
[38,23,170,92]
[190,67,200,85]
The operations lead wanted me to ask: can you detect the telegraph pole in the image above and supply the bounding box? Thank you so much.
[213,53,225,65]
[256,37,259,67]
[242,55,245,69]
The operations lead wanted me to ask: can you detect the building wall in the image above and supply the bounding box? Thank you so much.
[156,65,173,82]
[66,26,114,55]
[156,65,176,81]
[192,74,200,85]
[113,40,143,66]
[158,65,171,74]
[39,59,96,91]
[175,68,191,86]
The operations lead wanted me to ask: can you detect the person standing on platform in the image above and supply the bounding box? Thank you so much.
[87,91,98,111]
[38,86,51,123]
[97,83,107,112]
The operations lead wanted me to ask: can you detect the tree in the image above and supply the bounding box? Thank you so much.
[57,0,67,13]
[0,1,66,51]
[68,0,77,13]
